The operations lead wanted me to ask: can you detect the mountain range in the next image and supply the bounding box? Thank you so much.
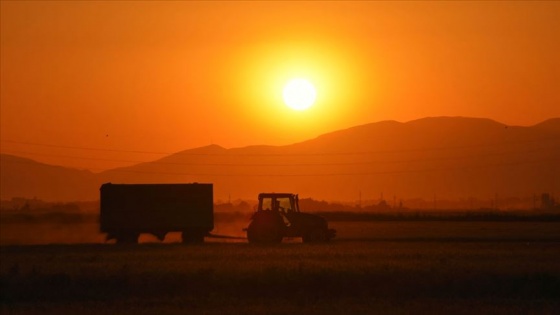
[1,117,559,202]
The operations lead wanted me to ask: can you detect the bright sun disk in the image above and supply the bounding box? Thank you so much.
[282,78,316,111]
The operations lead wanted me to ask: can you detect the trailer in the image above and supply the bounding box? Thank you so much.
[100,183,213,244]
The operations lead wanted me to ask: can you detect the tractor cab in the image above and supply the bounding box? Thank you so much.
[246,192,336,243]
[259,193,299,213]
[258,193,299,227]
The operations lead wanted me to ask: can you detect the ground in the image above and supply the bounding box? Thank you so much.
[1,221,559,314]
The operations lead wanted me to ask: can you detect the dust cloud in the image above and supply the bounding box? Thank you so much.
[0,213,253,245]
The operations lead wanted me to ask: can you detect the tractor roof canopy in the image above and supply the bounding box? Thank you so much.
[258,193,296,199]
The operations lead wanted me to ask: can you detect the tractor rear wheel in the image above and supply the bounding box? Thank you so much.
[302,228,328,243]
[247,211,285,244]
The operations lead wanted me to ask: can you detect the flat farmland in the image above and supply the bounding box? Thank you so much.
[1,220,560,314]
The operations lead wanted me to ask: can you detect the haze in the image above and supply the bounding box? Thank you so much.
[1,1,559,171]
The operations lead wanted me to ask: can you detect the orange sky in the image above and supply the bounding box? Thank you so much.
[1,1,559,171]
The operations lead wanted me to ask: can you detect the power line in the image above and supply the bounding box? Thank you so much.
[2,146,558,168]
[2,153,557,177]
[2,136,558,157]
[2,150,144,164]
[94,158,558,177]
[0,139,169,155]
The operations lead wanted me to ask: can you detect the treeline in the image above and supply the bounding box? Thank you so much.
[214,198,560,222]
[0,198,98,224]
[2,197,558,224]
[317,211,560,222]
[0,198,98,213]
[0,211,96,224]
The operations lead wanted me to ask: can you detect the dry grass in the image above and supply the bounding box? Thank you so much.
[1,218,560,313]
[2,229,560,314]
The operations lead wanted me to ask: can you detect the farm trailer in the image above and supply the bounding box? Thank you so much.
[100,183,213,244]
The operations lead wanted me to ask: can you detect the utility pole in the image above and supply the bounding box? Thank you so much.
[358,190,362,208]
[533,194,537,210]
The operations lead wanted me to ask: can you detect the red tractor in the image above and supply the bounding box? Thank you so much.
[245,193,336,244]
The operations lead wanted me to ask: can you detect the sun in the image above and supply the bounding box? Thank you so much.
[282,78,317,111]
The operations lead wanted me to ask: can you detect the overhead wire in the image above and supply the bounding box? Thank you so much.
[0,139,169,155]
[1,137,559,176]
[2,150,558,177]
[2,146,558,168]
[2,136,559,157]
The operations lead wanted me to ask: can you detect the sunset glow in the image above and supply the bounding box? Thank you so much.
[0,1,559,173]
[1,3,559,312]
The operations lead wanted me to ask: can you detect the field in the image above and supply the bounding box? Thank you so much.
[1,218,560,314]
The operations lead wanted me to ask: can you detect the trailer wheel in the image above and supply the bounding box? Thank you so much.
[152,231,167,242]
[182,231,205,244]
[116,233,139,244]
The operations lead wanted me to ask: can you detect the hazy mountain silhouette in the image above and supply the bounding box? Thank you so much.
[534,118,560,133]
[0,154,98,201]
[2,117,559,202]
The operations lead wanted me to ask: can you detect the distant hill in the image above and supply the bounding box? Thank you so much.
[0,154,98,201]
[2,117,559,202]
[534,118,560,133]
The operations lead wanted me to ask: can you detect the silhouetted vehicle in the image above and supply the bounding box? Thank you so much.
[100,183,213,244]
[245,193,336,244]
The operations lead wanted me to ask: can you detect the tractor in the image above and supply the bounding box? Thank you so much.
[245,193,336,244]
